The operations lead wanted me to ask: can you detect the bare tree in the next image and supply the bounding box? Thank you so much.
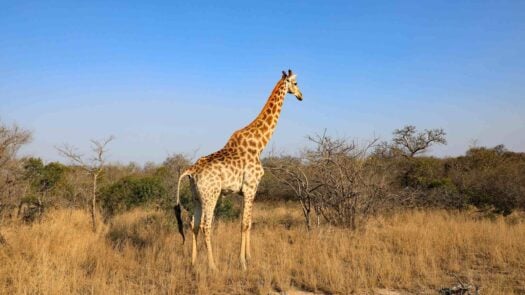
[164,153,192,178]
[392,125,446,157]
[266,156,323,230]
[159,153,191,210]
[269,131,386,230]
[0,120,32,169]
[305,131,384,230]
[0,120,31,244]
[0,121,31,210]
[57,136,114,232]
[0,121,31,214]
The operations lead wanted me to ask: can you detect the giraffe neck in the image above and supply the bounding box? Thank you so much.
[250,79,287,142]
[225,79,288,154]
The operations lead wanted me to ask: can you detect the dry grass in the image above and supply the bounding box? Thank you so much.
[1,203,524,294]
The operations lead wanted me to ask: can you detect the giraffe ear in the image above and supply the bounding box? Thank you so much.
[282,71,287,79]
[288,69,293,76]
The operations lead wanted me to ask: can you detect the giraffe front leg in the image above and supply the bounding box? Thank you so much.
[240,190,256,270]
[240,224,247,270]
[245,203,254,261]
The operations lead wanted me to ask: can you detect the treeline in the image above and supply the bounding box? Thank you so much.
[0,151,239,223]
[0,123,238,225]
[264,127,525,229]
[1,120,524,230]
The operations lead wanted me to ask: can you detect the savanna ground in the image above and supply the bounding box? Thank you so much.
[1,202,524,295]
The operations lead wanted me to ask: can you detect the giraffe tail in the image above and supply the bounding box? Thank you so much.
[174,170,191,243]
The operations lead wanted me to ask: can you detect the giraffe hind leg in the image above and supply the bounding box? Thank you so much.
[193,178,221,271]
[240,185,257,270]
[191,200,202,266]
[189,177,202,267]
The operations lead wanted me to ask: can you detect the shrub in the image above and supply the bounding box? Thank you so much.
[100,176,166,216]
[19,158,66,218]
[23,158,66,193]
[449,146,525,215]
[214,197,240,220]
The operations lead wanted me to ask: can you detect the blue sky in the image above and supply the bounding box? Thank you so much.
[2,1,525,164]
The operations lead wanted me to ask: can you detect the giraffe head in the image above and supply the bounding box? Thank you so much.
[282,69,303,101]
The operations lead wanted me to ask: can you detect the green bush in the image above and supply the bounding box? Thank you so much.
[376,145,525,213]
[214,197,240,220]
[100,176,166,216]
[176,195,240,221]
[23,158,66,193]
[450,146,525,215]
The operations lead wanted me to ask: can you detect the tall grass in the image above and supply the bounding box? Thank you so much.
[1,204,524,294]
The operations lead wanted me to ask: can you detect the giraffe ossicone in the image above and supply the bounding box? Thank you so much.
[174,70,303,270]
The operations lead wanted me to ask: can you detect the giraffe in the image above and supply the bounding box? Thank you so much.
[174,69,303,270]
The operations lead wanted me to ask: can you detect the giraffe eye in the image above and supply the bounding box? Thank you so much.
[294,82,297,85]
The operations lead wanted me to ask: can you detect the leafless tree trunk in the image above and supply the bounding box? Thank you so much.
[266,130,386,230]
[91,173,98,231]
[0,121,31,169]
[304,130,384,229]
[266,157,323,231]
[57,136,114,232]
[0,120,31,245]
